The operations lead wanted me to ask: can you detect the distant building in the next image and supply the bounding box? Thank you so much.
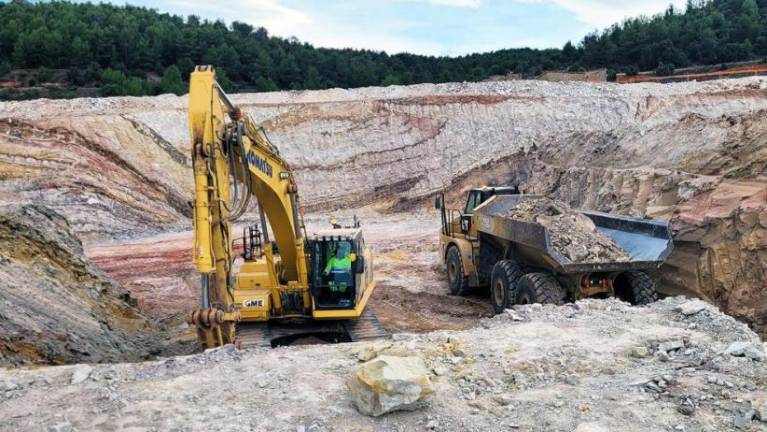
[0,80,21,89]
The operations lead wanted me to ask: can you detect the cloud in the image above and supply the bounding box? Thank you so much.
[135,0,444,54]
[422,0,482,6]
[109,0,685,55]
[401,0,482,7]
[519,0,688,28]
[165,0,310,34]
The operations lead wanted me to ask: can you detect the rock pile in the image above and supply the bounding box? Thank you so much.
[504,197,631,263]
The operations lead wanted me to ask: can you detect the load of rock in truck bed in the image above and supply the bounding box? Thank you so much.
[504,197,631,264]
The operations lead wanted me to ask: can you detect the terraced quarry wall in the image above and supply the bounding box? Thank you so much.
[1,78,767,336]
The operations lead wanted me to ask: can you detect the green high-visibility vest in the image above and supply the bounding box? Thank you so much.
[325,255,351,273]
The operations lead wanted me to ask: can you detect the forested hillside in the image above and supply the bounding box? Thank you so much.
[0,0,766,98]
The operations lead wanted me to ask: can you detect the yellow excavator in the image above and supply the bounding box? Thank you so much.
[187,66,384,349]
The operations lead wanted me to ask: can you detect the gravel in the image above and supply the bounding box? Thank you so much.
[0,297,764,431]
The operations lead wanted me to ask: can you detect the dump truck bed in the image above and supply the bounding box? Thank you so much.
[474,195,673,274]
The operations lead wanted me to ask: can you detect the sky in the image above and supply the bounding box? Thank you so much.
[89,0,689,56]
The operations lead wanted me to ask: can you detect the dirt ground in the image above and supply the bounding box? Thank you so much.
[84,210,492,340]
[2,297,765,432]
[354,211,493,333]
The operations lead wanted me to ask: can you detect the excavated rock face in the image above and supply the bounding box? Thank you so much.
[0,116,191,242]
[2,78,767,336]
[0,204,160,366]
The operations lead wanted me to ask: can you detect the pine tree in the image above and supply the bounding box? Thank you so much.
[254,76,279,92]
[100,68,128,96]
[70,37,90,68]
[159,65,185,95]
[303,66,322,89]
[124,77,145,96]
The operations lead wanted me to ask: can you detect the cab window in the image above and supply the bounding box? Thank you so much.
[311,239,355,309]
[464,191,481,214]
[324,240,352,274]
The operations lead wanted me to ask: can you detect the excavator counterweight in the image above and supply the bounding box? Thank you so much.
[187,66,383,349]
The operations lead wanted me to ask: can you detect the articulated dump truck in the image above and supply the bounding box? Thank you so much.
[437,187,673,313]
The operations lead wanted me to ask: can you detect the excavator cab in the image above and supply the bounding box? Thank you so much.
[308,228,366,309]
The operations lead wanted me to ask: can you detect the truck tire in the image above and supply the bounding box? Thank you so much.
[445,246,469,296]
[490,260,523,314]
[615,271,657,305]
[515,272,564,305]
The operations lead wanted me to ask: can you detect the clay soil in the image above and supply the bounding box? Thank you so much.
[370,284,491,333]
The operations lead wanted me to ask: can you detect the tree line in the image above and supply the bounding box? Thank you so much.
[0,0,766,98]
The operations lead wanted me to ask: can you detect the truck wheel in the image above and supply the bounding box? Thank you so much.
[490,260,523,314]
[614,271,657,305]
[515,272,564,305]
[445,246,469,296]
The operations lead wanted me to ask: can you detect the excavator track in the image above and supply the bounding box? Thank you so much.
[341,308,389,342]
[236,309,389,349]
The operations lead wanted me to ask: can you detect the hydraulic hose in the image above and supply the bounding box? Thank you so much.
[221,122,252,221]
[201,274,211,308]
[220,128,241,215]
[228,122,252,221]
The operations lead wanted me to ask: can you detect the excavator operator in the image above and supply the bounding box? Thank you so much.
[324,242,352,294]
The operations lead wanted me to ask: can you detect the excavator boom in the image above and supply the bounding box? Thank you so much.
[189,68,304,280]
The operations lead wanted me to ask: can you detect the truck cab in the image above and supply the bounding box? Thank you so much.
[435,186,520,296]
[458,186,520,234]
[438,186,520,237]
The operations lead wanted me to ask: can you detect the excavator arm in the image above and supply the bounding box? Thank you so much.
[188,66,308,346]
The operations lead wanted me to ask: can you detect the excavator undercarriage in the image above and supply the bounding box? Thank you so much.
[236,308,389,348]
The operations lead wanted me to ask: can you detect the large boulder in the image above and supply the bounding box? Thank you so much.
[348,355,435,417]
[724,341,766,361]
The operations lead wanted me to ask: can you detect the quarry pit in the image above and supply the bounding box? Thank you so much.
[1,77,767,431]
[3,76,767,349]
